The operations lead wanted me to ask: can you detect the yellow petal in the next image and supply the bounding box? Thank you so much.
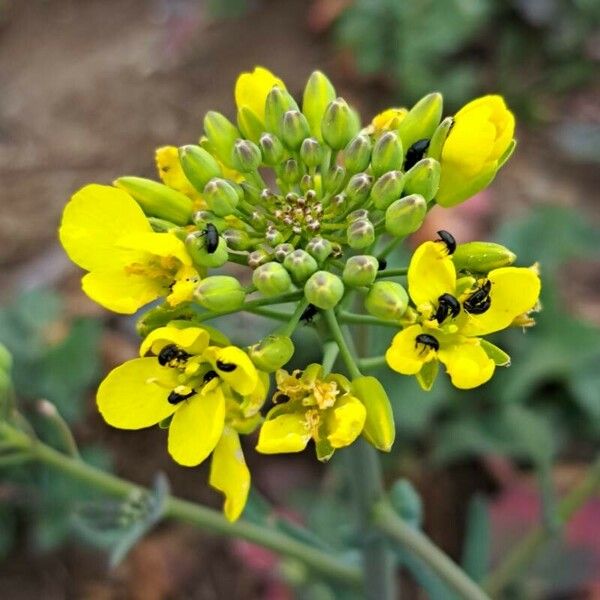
[116,231,191,266]
[460,267,541,337]
[239,370,270,417]
[385,324,431,375]
[371,107,407,133]
[82,268,165,314]
[209,427,250,522]
[167,386,225,466]
[97,358,178,429]
[155,146,199,199]
[256,411,311,454]
[325,395,366,449]
[140,326,211,357]
[205,346,258,396]
[60,184,150,271]
[437,339,495,389]
[408,241,457,309]
[235,66,285,122]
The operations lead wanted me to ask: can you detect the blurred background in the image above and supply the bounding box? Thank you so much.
[0,0,599,598]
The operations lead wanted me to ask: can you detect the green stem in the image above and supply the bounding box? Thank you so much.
[483,455,600,597]
[377,236,404,260]
[321,340,339,376]
[374,502,491,600]
[0,421,361,586]
[246,307,291,321]
[339,312,400,328]
[321,311,396,600]
[376,267,408,279]
[276,298,310,337]
[36,400,80,458]
[358,356,388,371]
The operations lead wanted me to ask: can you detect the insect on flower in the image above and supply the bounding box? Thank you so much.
[436,230,456,255]
[201,223,220,254]
[463,279,492,314]
[415,333,439,353]
[435,293,461,323]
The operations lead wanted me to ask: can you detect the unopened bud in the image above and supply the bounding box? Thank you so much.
[347,209,369,223]
[396,92,443,150]
[259,133,285,166]
[453,242,517,272]
[281,110,310,150]
[274,243,295,262]
[385,194,427,237]
[352,376,395,451]
[193,210,227,230]
[248,335,295,372]
[185,230,228,268]
[253,262,292,297]
[195,276,245,312]
[344,134,372,174]
[203,111,240,168]
[248,248,271,268]
[300,175,314,195]
[345,173,373,204]
[203,178,240,217]
[321,98,360,150]
[371,170,405,210]
[222,228,252,251]
[282,158,302,184]
[306,236,333,263]
[265,86,299,138]
[231,139,261,172]
[284,249,319,284]
[403,158,441,202]
[325,165,346,194]
[304,271,345,309]
[300,137,323,168]
[371,132,404,177]
[347,218,374,249]
[178,145,222,191]
[364,281,409,320]
[237,105,263,142]
[303,70,337,142]
[113,177,192,225]
[426,116,453,161]
[343,255,378,287]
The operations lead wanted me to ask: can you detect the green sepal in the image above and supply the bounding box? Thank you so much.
[352,376,395,452]
[416,360,439,391]
[480,339,511,367]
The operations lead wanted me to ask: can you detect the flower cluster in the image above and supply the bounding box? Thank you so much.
[59,66,540,520]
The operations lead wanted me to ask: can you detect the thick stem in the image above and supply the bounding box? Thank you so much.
[374,502,491,600]
[358,356,388,371]
[483,456,600,597]
[322,310,397,600]
[0,421,361,586]
[276,298,309,337]
[339,312,400,328]
[375,267,408,279]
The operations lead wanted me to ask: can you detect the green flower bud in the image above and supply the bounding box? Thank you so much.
[281,110,310,150]
[453,242,517,272]
[241,181,261,203]
[347,218,374,249]
[265,226,284,246]
[195,276,246,312]
[248,248,271,268]
[403,158,441,202]
[274,243,295,262]
[113,177,193,225]
[231,139,261,172]
[345,173,373,204]
[306,236,332,263]
[325,165,346,194]
[342,255,378,287]
[282,158,302,184]
[237,105,263,142]
[344,134,372,174]
[371,170,405,210]
[396,92,443,150]
[265,86,299,138]
[352,376,395,451]
[192,210,227,230]
[300,175,314,195]
[300,137,323,168]
[185,230,228,268]
[203,111,240,168]
[248,334,295,372]
[303,70,337,142]
[385,194,427,237]
[222,228,252,251]
[371,132,404,178]
[178,145,222,191]
[364,281,408,320]
[304,271,345,309]
[347,209,369,223]
[284,249,319,284]
[203,178,240,217]
[321,98,360,150]
[426,116,453,161]
[259,133,285,166]
[253,262,292,297]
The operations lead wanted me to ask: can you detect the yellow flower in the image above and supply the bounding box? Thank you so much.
[97,324,268,521]
[155,146,205,209]
[256,364,366,461]
[437,95,515,207]
[59,184,199,314]
[370,107,408,134]
[385,240,540,389]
